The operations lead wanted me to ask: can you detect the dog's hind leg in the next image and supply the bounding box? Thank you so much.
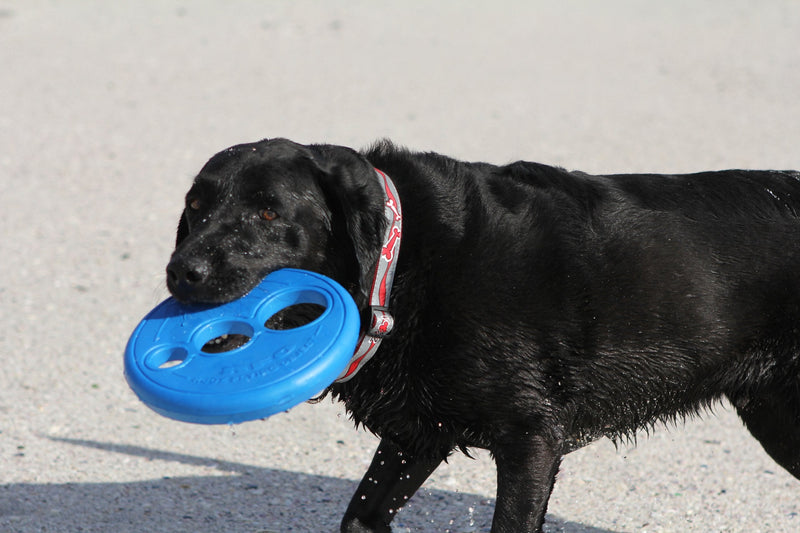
[491,434,562,533]
[730,389,800,479]
[341,438,443,533]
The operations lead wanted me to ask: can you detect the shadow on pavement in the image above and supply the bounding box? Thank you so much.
[0,438,620,533]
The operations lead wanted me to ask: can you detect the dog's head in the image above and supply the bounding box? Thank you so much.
[166,138,387,305]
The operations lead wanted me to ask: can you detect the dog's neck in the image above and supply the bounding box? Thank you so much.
[335,168,402,382]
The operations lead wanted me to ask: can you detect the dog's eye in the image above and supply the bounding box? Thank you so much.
[259,208,278,221]
[188,198,201,211]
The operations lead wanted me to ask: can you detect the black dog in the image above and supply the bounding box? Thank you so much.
[166,138,800,532]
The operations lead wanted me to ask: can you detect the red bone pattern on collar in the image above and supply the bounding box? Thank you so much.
[335,169,402,382]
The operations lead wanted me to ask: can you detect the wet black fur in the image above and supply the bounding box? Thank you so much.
[167,138,800,532]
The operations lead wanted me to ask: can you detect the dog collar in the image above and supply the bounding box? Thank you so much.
[335,168,402,382]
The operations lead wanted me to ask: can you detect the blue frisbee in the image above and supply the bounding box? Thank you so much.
[124,269,360,424]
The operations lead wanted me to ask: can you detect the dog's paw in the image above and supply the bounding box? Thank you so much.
[340,516,391,533]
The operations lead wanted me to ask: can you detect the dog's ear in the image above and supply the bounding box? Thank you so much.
[309,144,388,303]
[175,210,189,247]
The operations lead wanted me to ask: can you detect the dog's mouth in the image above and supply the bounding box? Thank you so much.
[166,268,263,305]
[179,299,326,358]
[194,304,328,357]
[165,252,281,305]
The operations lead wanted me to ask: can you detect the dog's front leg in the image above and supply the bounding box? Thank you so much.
[491,435,563,533]
[341,438,443,533]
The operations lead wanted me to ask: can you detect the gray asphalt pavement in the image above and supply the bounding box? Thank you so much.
[2,1,799,532]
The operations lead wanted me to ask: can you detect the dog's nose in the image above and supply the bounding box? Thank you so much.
[166,256,211,287]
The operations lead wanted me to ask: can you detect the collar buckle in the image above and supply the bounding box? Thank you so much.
[367,306,394,338]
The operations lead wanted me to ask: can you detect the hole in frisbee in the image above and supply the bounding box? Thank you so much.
[146,346,190,370]
[196,320,255,354]
[264,303,326,330]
